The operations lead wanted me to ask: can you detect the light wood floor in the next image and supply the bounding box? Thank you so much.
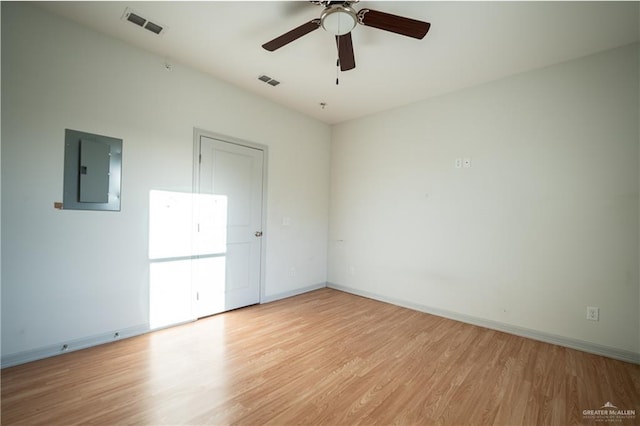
[2,288,639,425]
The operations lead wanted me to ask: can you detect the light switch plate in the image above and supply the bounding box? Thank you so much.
[587,306,599,321]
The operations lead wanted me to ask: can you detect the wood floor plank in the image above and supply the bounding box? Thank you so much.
[2,288,639,425]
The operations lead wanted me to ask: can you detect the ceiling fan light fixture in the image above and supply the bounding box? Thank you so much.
[320,5,357,36]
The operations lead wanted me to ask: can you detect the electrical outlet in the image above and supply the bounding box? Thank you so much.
[349,266,356,276]
[586,306,599,321]
[289,267,296,277]
[455,158,462,169]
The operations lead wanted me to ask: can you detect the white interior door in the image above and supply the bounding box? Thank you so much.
[195,135,264,317]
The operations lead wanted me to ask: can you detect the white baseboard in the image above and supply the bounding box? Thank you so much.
[7,283,633,368]
[327,283,640,365]
[261,282,327,304]
[1,323,150,369]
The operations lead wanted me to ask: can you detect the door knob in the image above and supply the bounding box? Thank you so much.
[255,231,263,237]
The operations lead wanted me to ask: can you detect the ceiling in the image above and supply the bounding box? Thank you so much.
[36,1,639,125]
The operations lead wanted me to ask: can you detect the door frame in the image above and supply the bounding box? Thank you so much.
[193,128,268,306]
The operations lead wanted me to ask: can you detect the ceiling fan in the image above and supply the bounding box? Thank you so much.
[262,1,431,72]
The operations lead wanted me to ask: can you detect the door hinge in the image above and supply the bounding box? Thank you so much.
[196,291,199,301]
[199,154,202,164]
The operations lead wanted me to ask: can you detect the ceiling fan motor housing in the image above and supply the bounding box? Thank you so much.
[320,5,357,35]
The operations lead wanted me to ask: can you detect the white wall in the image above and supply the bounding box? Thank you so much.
[1,3,330,360]
[329,43,639,358]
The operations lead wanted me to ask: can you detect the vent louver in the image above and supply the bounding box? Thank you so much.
[144,21,163,35]
[126,12,145,27]
[122,8,167,36]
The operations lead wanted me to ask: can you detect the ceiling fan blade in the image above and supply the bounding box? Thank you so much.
[357,9,430,39]
[336,32,355,71]
[262,19,321,51]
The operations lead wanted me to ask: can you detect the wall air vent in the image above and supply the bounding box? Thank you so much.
[122,8,167,36]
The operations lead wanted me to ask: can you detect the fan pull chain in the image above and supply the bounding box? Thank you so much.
[336,58,340,85]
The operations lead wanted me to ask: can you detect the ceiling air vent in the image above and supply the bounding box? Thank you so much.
[122,8,167,36]
[258,75,281,87]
